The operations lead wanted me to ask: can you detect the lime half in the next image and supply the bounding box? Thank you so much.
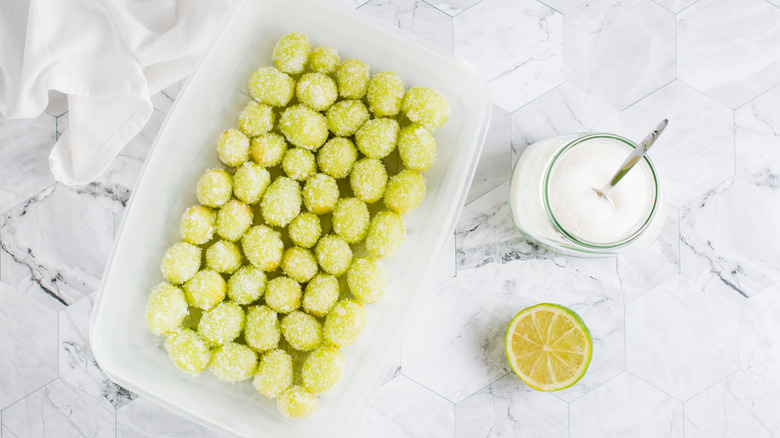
[505,303,592,391]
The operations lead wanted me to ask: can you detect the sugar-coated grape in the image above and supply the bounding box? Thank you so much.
[217,198,253,241]
[183,269,226,310]
[233,162,270,205]
[401,86,451,131]
[260,176,302,228]
[281,246,318,283]
[282,147,317,181]
[355,118,399,159]
[265,276,302,314]
[242,225,284,271]
[273,33,310,75]
[365,210,405,259]
[347,258,387,304]
[279,105,328,151]
[196,169,232,208]
[198,301,245,346]
[366,72,404,117]
[302,346,344,394]
[349,158,387,203]
[277,386,317,419]
[238,100,275,137]
[384,170,426,215]
[302,273,339,317]
[281,310,323,351]
[314,234,352,276]
[253,349,294,398]
[296,72,338,112]
[145,282,188,335]
[250,132,288,167]
[309,46,340,74]
[210,342,257,382]
[323,299,367,348]
[165,328,212,374]
[303,173,339,215]
[336,59,369,99]
[217,129,250,167]
[397,123,436,172]
[317,137,357,179]
[205,240,242,274]
[245,305,281,352]
[249,67,295,107]
[179,205,216,245]
[161,242,201,285]
[332,197,369,244]
[227,265,266,304]
[325,99,370,137]
[288,212,322,249]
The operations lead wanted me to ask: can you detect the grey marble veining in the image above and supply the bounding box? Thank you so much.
[2,0,780,436]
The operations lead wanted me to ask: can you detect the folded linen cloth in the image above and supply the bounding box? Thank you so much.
[0,0,235,185]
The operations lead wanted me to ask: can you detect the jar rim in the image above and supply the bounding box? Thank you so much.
[541,133,660,251]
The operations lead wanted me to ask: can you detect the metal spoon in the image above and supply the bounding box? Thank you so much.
[594,119,668,204]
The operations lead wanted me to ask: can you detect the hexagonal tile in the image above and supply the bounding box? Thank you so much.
[55,112,67,140]
[44,90,69,118]
[457,257,623,402]
[510,82,621,164]
[0,185,114,310]
[358,0,453,52]
[535,0,586,14]
[70,154,143,214]
[569,372,683,437]
[118,107,165,162]
[680,178,780,298]
[0,283,58,409]
[618,206,681,302]
[455,373,568,438]
[454,0,563,112]
[150,79,187,115]
[466,105,511,204]
[740,285,780,387]
[0,114,56,214]
[423,0,482,16]
[651,0,700,12]
[117,397,229,437]
[401,276,511,403]
[455,181,550,271]
[2,379,114,437]
[335,0,371,8]
[735,84,780,184]
[625,275,739,401]
[684,371,780,437]
[563,0,675,110]
[59,294,136,410]
[352,376,454,437]
[620,81,734,206]
[678,0,780,108]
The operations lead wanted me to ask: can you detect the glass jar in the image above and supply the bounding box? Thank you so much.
[509,133,664,256]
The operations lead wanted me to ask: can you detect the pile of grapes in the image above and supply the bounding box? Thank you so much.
[144,32,450,419]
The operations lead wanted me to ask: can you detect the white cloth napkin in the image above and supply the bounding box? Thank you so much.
[0,0,235,185]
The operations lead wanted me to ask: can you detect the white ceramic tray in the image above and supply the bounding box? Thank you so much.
[90,0,490,436]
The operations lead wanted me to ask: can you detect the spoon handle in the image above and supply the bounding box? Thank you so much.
[606,119,668,189]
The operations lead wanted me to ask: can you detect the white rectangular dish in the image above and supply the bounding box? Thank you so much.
[90,0,490,436]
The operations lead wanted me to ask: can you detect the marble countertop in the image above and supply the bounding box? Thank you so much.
[2,0,780,436]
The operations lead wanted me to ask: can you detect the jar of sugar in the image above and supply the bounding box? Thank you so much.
[509,133,664,256]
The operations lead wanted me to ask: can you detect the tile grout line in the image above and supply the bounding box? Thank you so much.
[1,377,57,413]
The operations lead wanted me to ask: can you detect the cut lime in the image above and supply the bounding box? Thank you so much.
[505,303,592,391]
